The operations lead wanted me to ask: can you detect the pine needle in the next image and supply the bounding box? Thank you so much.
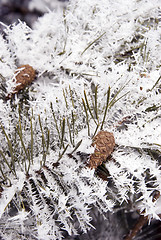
[50,102,61,140]
[0,150,16,176]
[1,124,16,175]
[60,118,66,149]
[58,144,69,161]
[70,139,82,154]
[30,118,34,164]
[82,98,90,136]
[149,75,161,91]
[83,90,97,125]
[94,85,98,120]
[81,32,106,55]
[100,86,110,130]
[17,121,30,164]
[38,115,49,166]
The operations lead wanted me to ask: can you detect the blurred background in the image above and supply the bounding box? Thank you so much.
[0,0,67,33]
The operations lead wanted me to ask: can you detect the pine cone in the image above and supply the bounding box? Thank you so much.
[6,64,36,99]
[88,131,115,169]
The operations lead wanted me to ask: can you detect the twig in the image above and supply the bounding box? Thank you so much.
[124,215,148,240]
[124,190,160,240]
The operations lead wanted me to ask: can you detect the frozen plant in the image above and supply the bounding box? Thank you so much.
[0,0,161,239]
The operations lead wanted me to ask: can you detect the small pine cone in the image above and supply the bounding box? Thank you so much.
[88,131,115,169]
[6,64,36,99]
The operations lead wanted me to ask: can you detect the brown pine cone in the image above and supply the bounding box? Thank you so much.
[88,131,115,169]
[6,64,36,99]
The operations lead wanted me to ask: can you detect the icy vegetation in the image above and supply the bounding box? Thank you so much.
[0,0,161,239]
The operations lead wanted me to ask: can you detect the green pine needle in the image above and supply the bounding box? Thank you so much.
[70,139,83,154]
[83,90,98,125]
[81,32,106,55]
[82,98,90,136]
[60,118,66,149]
[58,144,69,161]
[100,86,110,130]
[1,124,16,176]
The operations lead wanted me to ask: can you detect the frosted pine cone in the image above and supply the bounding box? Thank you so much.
[6,64,36,99]
[88,131,115,169]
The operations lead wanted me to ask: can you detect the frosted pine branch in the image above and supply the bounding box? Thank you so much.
[0,0,161,239]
